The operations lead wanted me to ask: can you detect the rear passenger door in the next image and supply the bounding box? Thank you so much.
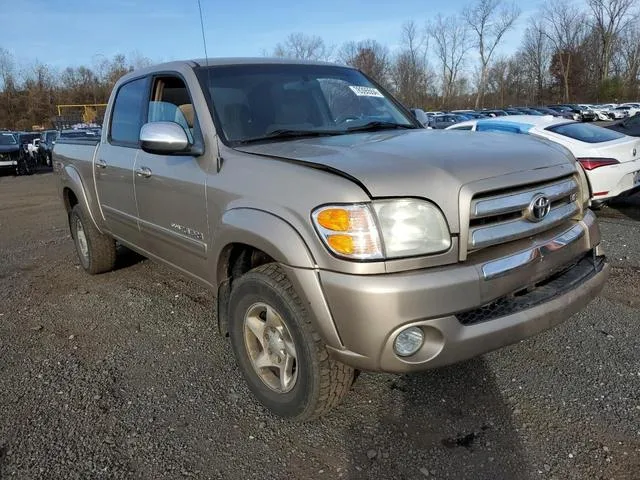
[95,76,148,244]
[133,74,209,282]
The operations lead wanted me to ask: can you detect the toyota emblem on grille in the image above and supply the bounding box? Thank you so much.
[527,194,551,222]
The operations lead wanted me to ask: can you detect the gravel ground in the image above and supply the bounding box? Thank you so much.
[0,173,638,480]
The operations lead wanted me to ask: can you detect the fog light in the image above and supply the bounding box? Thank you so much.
[394,327,424,357]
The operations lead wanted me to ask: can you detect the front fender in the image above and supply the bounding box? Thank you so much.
[212,208,344,349]
[213,208,317,276]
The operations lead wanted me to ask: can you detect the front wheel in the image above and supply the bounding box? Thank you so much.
[69,204,117,274]
[228,264,355,421]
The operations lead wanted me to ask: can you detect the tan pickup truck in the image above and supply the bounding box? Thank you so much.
[53,58,609,421]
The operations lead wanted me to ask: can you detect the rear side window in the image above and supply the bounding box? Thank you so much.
[449,125,473,130]
[546,122,625,143]
[109,77,147,145]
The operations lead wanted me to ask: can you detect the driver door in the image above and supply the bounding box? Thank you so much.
[133,74,210,282]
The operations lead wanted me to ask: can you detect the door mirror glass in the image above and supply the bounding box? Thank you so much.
[139,122,190,154]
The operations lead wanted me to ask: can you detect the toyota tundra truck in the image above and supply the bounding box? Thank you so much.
[53,58,609,421]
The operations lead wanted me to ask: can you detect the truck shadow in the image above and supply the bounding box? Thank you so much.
[345,358,529,480]
[606,192,640,221]
[113,244,146,271]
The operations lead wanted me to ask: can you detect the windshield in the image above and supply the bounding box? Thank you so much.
[196,64,416,143]
[0,133,17,145]
[546,122,626,143]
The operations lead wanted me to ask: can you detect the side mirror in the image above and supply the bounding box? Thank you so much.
[140,122,190,154]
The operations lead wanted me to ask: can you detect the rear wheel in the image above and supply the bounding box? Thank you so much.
[69,204,117,274]
[228,263,354,421]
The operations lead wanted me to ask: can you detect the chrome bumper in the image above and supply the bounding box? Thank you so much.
[482,220,586,280]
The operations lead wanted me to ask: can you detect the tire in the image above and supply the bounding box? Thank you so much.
[228,263,354,421]
[69,204,117,274]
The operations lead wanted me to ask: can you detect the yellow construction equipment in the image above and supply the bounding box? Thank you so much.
[56,104,108,123]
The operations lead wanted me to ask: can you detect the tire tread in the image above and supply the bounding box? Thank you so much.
[233,263,354,420]
[71,205,117,275]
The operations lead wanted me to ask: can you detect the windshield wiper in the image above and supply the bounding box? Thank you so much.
[345,121,416,132]
[236,129,344,145]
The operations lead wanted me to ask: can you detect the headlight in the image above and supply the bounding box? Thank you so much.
[312,199,451,260]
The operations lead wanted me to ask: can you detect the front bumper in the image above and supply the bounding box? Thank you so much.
[0,160,17,168]
[307,211,608,373]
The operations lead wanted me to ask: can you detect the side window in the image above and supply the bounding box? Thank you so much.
[451,125,473,131]
[148,76,195,143]
[110,77,147,145]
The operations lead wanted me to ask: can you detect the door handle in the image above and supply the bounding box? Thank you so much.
[95,159,107,169]
[135,166,152,178]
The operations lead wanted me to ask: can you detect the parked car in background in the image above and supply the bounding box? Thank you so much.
[573,104,598,122]
[38,130,58,166]
[460,111,491,119]
[0,131,19,175]
[427,114,464,129]
[529,106,570,118]
[14,132,41,175]
[547,105,582,121]
[614,105,639,117]
[445,115,640,205]
[588,104,615,121]
[52,58,608,421]
[480,109,509,117]
[605,112,640,137]
[450,109,476,115]
[512,107,544,115]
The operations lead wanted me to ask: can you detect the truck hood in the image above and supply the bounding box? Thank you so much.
[235,129,576,232]
[0,145,20,154]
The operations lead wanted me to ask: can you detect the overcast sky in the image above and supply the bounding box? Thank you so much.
[4,0,571,70]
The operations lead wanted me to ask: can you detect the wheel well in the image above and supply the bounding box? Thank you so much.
[217,243,275,285]
[216,243,275,337]
[63,187,79,214]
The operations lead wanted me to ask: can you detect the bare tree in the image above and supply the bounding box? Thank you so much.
[273,33,333,61]
[520,19,551,103]
[542,0,587,101]
[587,0,635,82]
[486,56,510,106]
[391,21,434,107]
[618,23,640,98]
[463,0,520,108]
[339,40,390,86]
[401,21,428,73]
[428,14,470,107]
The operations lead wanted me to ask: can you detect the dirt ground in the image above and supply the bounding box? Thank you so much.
[0,172,639,480]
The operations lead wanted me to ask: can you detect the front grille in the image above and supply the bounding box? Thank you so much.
[468,176,580,251]
[456,251,604,326]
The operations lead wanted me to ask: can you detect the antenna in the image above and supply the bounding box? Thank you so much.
[197,0,209,67]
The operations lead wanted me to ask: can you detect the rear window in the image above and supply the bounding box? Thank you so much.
[546,122,625,143]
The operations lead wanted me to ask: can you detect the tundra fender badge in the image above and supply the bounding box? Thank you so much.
[170,223,204,240]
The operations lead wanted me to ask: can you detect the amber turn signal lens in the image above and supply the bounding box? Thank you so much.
[316,208,350,232]
[326,234,354,254]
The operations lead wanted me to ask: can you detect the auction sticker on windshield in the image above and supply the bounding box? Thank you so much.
[349,86,384,97]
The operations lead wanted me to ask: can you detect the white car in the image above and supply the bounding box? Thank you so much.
[613,105,637,118]
[445,115,640,204]
[583,104,612,121]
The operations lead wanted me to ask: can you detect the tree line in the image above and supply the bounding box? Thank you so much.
[0,52,151,131]
[272,0,640,110]
[0,0,638,130]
